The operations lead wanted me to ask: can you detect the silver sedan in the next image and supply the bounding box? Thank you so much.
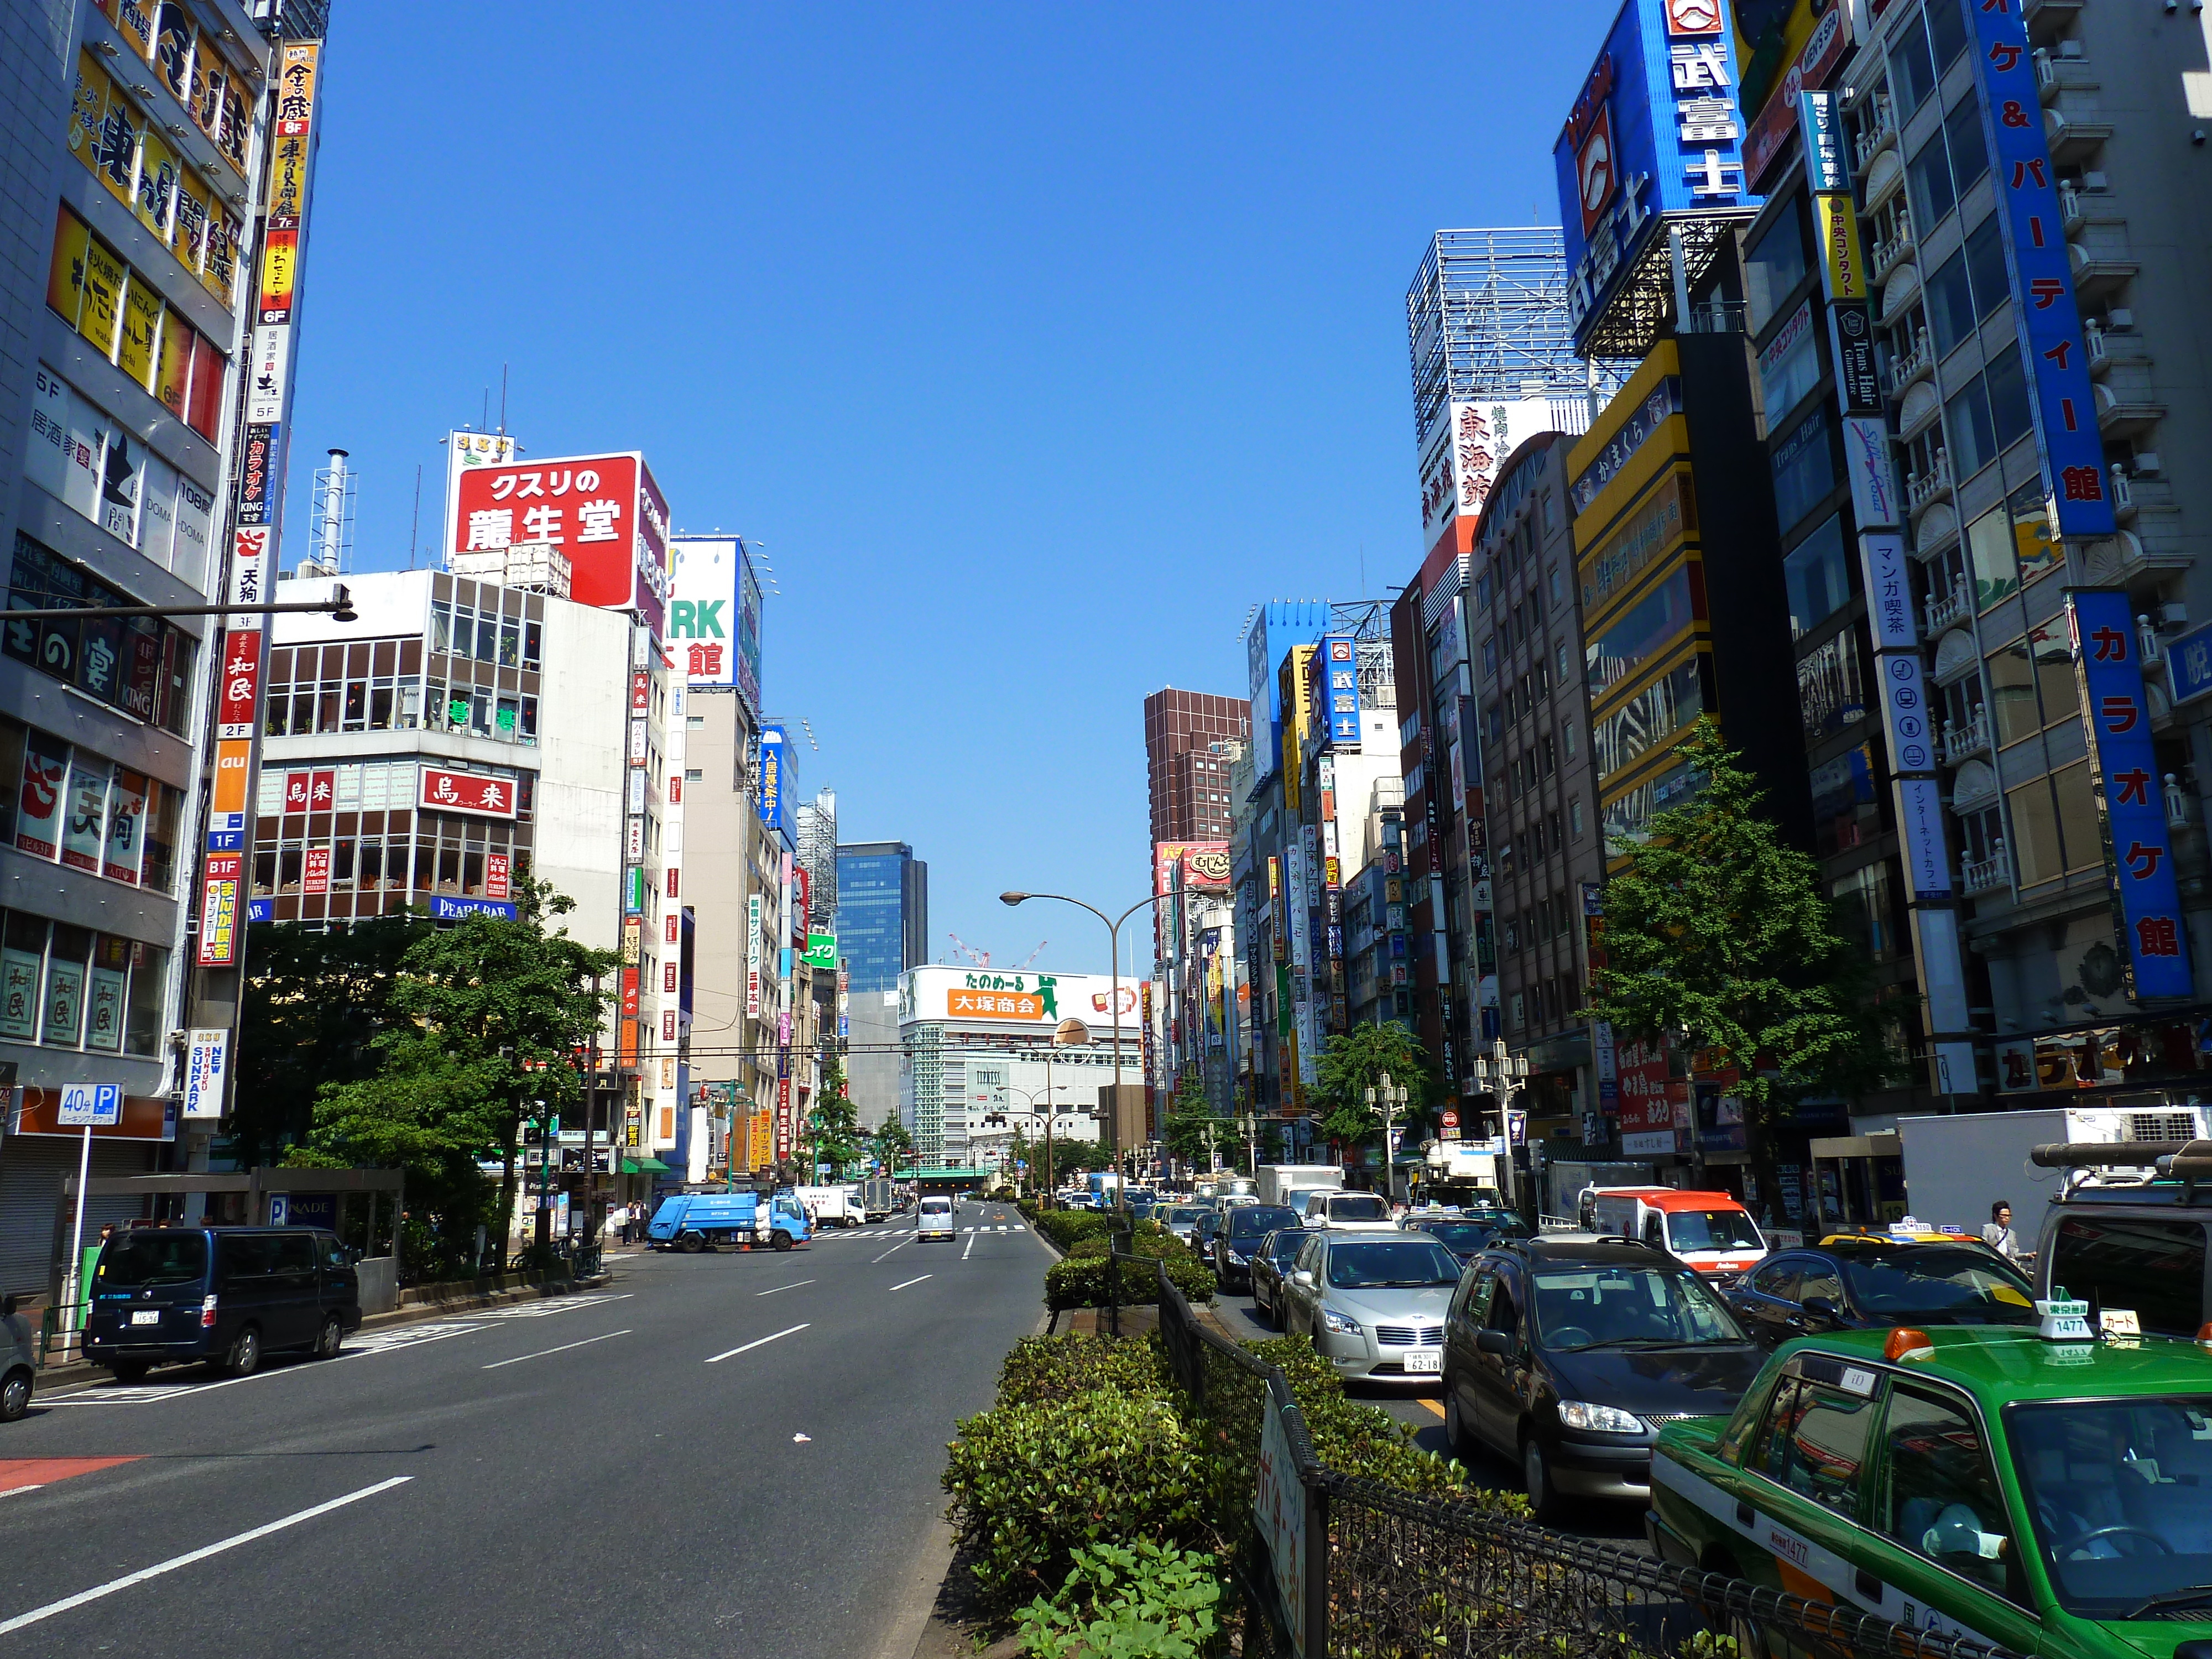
[1276,1230,1463,1386]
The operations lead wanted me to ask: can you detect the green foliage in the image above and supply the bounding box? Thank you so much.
[1161,1072,1219,1171]
[943,1391,1214,1618]
[232,912,431,1170]
[1031,1209,1115,1252]
[806,1086,863,1177]
[872,1117,916,1170]
[289,877,617,1280]
[1583,720,1901,1128]
[995,1333,1172,1408]
[1314,1022,1432,1150]
[1030,1138,1112,1188]
[1016,1540,1223,1659]
[1045,1234,1214,1310]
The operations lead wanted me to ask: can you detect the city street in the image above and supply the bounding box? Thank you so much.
[0,1201,1046,1658]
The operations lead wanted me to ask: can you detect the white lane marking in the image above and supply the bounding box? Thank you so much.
[0,1485,45,1498]
[961,1230,977,1261]
[889,1274,933,1291]
[870,1237,912,1263]
[755,1279,814,1297]
[0,1476,414,1636]
[480,1328,632,1370]
[705,1323,808,1364]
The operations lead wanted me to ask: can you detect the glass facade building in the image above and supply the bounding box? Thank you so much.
[835,841,927,994]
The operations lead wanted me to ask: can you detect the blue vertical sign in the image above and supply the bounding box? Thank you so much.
[2068,589,2190,999]
[757,723,788,833]
[1971,0,2115,539]
[1321,637,1362,746]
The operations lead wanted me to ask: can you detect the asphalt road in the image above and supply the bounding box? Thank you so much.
[1208,1277,1646,1545]
[0,1198,1050,1658]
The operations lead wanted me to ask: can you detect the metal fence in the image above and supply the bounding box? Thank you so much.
[1150,1262,2025,1659]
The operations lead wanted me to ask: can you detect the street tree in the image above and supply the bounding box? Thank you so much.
[1161,1071,1218,1173]
[1314,1021,1433,1156]
[291,878,617,1277]
[807,1088,864,1178]
[872,1116,916,1172]
[232,911,430,1168]
[1582,718,1901,1209]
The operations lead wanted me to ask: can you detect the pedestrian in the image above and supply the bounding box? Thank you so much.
[1981,1199,2022,1261]
[619,1203,634,1246]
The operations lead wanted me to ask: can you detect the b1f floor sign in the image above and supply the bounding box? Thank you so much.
[58,1083,122,1125]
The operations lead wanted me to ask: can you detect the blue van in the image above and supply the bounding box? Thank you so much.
[84,1227,363,1382]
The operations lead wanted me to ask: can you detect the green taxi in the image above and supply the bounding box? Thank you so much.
[1648,1308,2212,1657]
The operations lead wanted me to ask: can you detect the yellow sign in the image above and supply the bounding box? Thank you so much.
[1814,192,1866,301]
[118,277,161,390]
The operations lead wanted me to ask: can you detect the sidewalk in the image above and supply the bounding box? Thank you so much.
[32,1264,617,1392]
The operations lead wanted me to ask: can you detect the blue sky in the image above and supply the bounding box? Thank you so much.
[285,1,1615,976]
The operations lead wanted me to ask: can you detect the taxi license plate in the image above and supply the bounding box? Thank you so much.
[1403,1349,1441,1373]
[130,1310,160,1326]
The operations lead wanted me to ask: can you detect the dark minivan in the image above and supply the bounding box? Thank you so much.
[85,1227,362,1382]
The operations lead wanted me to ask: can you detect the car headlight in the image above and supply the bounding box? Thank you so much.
[1557,1400,1644,1434]
[1321,1308,1364,1336]
[1228,1248,1248,1264]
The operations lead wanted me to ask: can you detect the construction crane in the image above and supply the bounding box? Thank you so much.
[1014,940,1048,969]
[947,931,990,968]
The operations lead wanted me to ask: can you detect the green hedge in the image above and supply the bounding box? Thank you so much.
[995,1332,1171,1407]
[1031,1209,1115,1253]
[943,1390,1216,1619]
[1046,1249,1215,1310]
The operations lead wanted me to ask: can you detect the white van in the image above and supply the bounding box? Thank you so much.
[917,1194,956,1241]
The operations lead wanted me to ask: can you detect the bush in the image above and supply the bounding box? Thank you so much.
[1046,1244,1214,1310]
[944,1391,1216,1618]
[995,1333,1171,1407]
[1032,1209,1115,1252]
[1016,1540,1224,1659]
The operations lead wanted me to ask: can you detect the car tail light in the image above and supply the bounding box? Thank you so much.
[2196,1322,2212,1349]
[1884,1326,1934,1361]
[200,1295,218,1329]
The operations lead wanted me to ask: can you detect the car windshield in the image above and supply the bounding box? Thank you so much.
[1327,1194,1390,1222]
[1419,1220,1530,1253]
[1666,1209,1765,1252]
[1835,1246,2037,1324]
[1325,1240,1460,1289]
[1530,1265,1749,1350]
[1167,1207,1206,1225]
[2008,1396,2212,1619]
[1264,1231,1306,1265]
[96,1232,208,1287]
[1229,1206,1301,1239]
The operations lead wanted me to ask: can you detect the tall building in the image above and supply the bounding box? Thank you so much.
[0,1,313,1293]
[1144,688,1249,847]
[835,841,926,995]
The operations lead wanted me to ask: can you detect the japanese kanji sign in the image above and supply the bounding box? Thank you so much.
[2068,587,2190,998]
[449,451,670,634]
[418,768,517,820]
[1971,0,2112,539]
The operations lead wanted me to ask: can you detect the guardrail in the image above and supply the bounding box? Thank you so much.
[1149,1261,2023,1659]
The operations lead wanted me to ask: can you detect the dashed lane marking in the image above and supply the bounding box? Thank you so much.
[888,1275,932,1292]
[481,1328,632,1370]
[754,1279,813,1296]
[705,1324,808,1364]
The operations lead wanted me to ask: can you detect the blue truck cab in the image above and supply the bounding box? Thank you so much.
[649,1191,811,1253]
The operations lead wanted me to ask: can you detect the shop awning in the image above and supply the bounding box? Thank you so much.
[622,1157,672,1175]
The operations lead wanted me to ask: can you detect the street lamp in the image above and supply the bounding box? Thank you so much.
[1001,889,1180,1215]
[1004,1082,1071,1201]
[1471,1040,1530,1214]
[1364,1071,1411,1203]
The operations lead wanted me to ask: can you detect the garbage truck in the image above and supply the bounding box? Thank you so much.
[648,1190,811,1253]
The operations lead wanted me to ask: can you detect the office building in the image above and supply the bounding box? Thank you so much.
[0,1,310,1292]
[1144,688,1249,846]
[834,841,926,996]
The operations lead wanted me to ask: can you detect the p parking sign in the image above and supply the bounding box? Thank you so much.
[57,1083,122,1126]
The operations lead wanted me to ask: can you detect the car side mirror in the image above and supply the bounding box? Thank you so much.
[1293,1270,1314,1287]
[0,1294,15,1319]
[1803,1296,1841,1323]
[1475,1329,1517,1358]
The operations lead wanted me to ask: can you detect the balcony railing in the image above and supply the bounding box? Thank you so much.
[1961,842,2011,897]
[1939,707,1991,765]
[1924,578,1972,635]
[1886,327,1932,397]
[1853,94,1896,170]
[1907,448,1953,513]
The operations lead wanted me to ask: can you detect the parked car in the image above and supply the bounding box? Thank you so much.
[1,1293,32,1421]
[1211,1204,1302,1291]
[1404,1212,1533,1263]
[1303,1191,1397,1231]
[1648,1319,2212,1659]
[1724,1237,2037,1346]
[1441,1237,1763,1521]
[1275,1230,1463,1385]
[84,1226,362,1382]
[1248,1229,1309,1326]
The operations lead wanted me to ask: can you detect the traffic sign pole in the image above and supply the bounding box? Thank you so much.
[57,1083,122,1355]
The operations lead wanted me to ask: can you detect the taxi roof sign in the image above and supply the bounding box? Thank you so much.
[2036,1289,2093,1341]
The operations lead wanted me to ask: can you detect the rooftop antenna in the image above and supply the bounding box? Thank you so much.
[798,718,820,751]
[498,363,508,434]
[408,463,422,571]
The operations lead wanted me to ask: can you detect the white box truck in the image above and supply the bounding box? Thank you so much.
[1256,1165,1342,1211]
[1897,1105,2209,1239]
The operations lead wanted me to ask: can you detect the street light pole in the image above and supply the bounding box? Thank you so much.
[1001,890,1180,1218]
